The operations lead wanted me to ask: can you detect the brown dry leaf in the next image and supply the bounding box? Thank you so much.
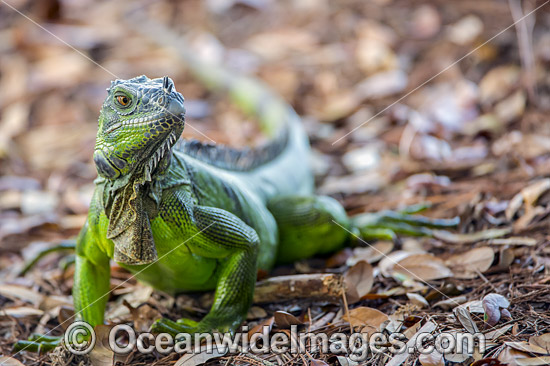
[20,190,59,215]
[506,179,550,230]
[443,343,472,364]
[274,311,303,328]
[244,29,317,60]
[515,357,550,365]
[479,65,520,105]
[433,296,467,310]
[247,316,274,341]
[175,344,228,366]
[488,237,537,246]
[394,253,452,281]
[0,357,25,366]
[409,5,441,39]
[336,356,360,366]
[445,247,494,279]
[1,307,44,318]
[529,334,550,353]
[379,251,419,277]
[454,306,479,333]
[447,15,483,45]
[58,306,75,330]
[246,306,267,320]
[355,70,408,100]
[106,286,154,319]
[461,300,485,313]
[346,241,394,266]
[506,179,550,222]
[41,295,73,312]
[497,247,516,269]
[484,323,514,340]
[505,342,550,355]
[463,113,502,135]
[406,293,429,308]
[341,144,381,173]
[523,179,550,208]
[326,248,352,268]
[344,307,388,333]
[493,133,550,160]
[0,284,44,305]
[506,187,527,220]
[402,317,421,339]
[418,350,445,366]
[17,123,97,172]
[310,359,330,366]
[498,346,530,366]
[317,90,361,122]
[318,171,389,195]
[30,51,90,91]
[386,321,438,366]
[0,102,30,158]
[344,260,373,303]
[356,37,398,75]
[514,206,546,232]
[248,317,274,349]
[495,90,526,125]
[89,325,119,366]
[124,301,161,333]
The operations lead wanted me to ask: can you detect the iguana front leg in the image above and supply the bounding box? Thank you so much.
[152,205,259,335]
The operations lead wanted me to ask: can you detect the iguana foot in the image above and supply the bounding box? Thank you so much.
[19,241,76,276]
[352,204,459,240]
[151,317,234,339]
[151,318,197,335]
[12,334,62,353]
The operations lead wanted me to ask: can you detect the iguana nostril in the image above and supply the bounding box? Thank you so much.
[167,98,185,117]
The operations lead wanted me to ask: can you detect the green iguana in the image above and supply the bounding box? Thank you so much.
[15,27,458,353]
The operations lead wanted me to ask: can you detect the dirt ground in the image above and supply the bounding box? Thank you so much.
[1,0,550,365]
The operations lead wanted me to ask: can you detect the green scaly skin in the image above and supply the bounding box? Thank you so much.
[15,47,459,353]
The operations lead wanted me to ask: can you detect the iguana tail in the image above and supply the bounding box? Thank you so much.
[126,10,308,167]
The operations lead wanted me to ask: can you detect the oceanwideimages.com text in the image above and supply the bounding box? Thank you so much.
[65,321,485,361]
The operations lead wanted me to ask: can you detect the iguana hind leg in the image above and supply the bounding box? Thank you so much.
[267,195,352,264]
[268,195,460,264]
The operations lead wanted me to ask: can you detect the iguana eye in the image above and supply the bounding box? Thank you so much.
[116,95,130,107]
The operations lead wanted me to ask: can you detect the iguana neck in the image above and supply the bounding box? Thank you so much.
[99,153,172,265]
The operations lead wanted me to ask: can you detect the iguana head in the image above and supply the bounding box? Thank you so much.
[93,75,185,180]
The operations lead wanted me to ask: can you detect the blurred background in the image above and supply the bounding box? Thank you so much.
[1,0,550,294]
[2,0,550,264]
[3,1,550,365]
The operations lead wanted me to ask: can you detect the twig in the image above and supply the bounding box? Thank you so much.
[341,288,354,332]
[253,273,344,304]
[509,0,538,105]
